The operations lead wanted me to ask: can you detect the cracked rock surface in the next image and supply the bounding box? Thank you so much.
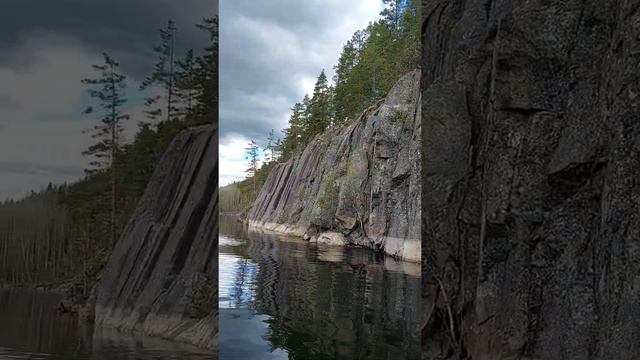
[422,0,640,359]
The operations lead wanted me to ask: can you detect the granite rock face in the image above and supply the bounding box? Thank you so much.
[248,71,421,262]
[93,125,218,351]
[422,0,640,359]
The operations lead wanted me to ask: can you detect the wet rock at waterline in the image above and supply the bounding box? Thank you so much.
[92,125,218,350]
[248,70,421,263]
[422,0,640,359]
[314,231,347,246]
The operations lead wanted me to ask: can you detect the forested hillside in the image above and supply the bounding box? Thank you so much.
[0,17,217,300]
[219,0,419,215]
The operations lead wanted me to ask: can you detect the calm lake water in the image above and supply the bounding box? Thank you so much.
[0,289,215,359]
[219,215,421,360]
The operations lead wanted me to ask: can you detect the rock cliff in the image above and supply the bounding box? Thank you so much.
[92,125,218,351]
[248,70,421,262]
[422,0,640,359]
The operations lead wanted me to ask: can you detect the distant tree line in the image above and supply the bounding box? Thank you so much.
[220,0,419,215]
[0,16,218,297]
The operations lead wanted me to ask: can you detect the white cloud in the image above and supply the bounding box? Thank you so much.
[219,133,268,186]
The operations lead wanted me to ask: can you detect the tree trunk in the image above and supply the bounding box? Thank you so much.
[110,64,118,248]
[167,24,175,122]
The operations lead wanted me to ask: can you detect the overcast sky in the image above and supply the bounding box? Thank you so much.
[219,0,384,186]
[0,0,216,201]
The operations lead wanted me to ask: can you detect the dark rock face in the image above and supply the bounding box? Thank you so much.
[94,125,218,350]
[248,71,421,262]
[422,0,640,359]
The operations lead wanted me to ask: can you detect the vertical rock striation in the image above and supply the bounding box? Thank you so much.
[248,70,421,263]
[422,0,640,359]
[93,125,218,351]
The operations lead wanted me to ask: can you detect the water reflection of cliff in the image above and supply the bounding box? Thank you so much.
[244,230,422,360]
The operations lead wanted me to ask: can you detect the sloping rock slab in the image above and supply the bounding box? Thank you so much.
[94,125,218,351]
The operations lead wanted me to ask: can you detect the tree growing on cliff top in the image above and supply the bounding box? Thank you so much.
[81,52,129,248]
[175,49,199,119]
[245,140,260,198]
[280,100,307,159]
[140,19,179,122]
[192,16,218,124]
[266,129,283,163]
[304,70,332,141]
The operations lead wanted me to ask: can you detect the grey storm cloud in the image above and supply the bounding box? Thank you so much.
[0,0,217,81]
[0,95,17,110]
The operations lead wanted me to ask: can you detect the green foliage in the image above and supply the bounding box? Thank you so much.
[0,188,68,284]
[266,129,282,163]
[140,20,179,122]
[140,17,218,126]
[191,17,218,125]
[81,53,130,172]
[304,70,332,140]
[280,100,308,159]
[245,140,260,199]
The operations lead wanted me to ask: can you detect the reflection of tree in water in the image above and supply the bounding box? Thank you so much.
[229,257,259,311]
[232,258,248,308]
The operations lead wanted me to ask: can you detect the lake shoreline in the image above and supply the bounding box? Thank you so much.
[246,218,422,264]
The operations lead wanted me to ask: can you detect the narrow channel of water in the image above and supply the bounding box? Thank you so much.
[219,215,421,360]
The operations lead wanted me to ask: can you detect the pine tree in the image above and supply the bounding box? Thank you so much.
[381,0,406,31]
[244,140,259,198]
[175,49,199,119]
[274,138,283,162]
[140,19,178,122]
[333,40,358,124]
[81,52,129,247]
[305,71,331,140]
[281,101,306,158]
[266,129,278,163]
[193,17,218,124]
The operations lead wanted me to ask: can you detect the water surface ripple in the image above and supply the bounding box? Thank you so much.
[219,215,421,360]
